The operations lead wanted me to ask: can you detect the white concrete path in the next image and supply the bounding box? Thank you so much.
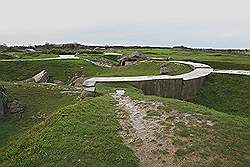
[213,70,250,76]
[83,61,213,91]
[0,55,79,62]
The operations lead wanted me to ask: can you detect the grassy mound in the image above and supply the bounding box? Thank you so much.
[0,82,77,147]
[0,95,139,167]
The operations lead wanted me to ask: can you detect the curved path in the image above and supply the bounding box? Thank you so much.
[0,55,79,62]
[83,61,213,88]
[83,61,213,100]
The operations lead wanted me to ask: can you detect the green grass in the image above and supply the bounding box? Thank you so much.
[0,52,58,59]
[97,83,250,166]
[0,60,191,83]
[193,74,250,118]
[1,48,250,166]
[0,95,139,167]
[0,81,77,148]
[0,78,249,167]
[95,62,192,77]
[0,60,95,82]
[114,48,250,67]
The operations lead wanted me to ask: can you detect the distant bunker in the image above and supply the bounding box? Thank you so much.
[83,61,213,100]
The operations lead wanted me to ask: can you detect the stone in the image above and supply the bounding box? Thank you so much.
[70,75,86,87]
[80,90,96,99]
[160,64,174,74]
[53,80,63,84]
[32,70,49,83]
[8,100,25,113]
[119,51,147,66]
[23,78,34,82]
[0,85,8,115]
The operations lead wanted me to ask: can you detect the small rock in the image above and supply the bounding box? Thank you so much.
[160,64,174,74]
[80,90,96,99]
[32,70,49,83]
[8,100,25,113]
[206,120,215,126]
[0,85,8,115]
[53,80,63,84]
[70,75,86,88]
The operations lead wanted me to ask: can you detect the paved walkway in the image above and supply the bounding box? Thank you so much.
[0,56,79,62]
[213,69,250,76]
[83,61,213,91]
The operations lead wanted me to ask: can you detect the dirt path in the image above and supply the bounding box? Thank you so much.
[111,89,216,167]
[111,90,177,167]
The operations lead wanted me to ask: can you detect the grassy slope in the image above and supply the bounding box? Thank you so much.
[1,84,249,166]
[0,95,139,167]
[99,83,250,166]
[193,74,250,118]
[0,82,77,147]
[0,60,191,82]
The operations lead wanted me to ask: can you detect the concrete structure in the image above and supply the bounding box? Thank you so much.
[83,61,213,100]
[213,69,250,76]
[0,56,79,62]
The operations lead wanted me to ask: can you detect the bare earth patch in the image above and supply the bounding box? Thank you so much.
[111,89,216,167]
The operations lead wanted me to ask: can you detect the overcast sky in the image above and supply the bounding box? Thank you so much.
[0,0,249,48]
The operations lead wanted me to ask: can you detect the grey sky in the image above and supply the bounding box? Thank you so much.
[0,0,249,48]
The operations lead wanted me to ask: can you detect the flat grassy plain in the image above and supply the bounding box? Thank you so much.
[117,48,250,69]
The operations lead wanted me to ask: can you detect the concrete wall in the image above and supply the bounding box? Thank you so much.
[130,78,184,99]
[129,77,204,100]
[83,61,213,100]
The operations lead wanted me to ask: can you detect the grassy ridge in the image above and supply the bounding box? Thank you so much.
[0,95,139,167]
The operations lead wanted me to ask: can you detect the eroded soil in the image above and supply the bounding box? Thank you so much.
[111,89,216,167]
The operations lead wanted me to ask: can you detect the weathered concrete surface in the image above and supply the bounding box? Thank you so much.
[83,61,213,100]
[213,69,250,76]
[32,70,49,83]
[104,52,122,56]
[0,56,79,62]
